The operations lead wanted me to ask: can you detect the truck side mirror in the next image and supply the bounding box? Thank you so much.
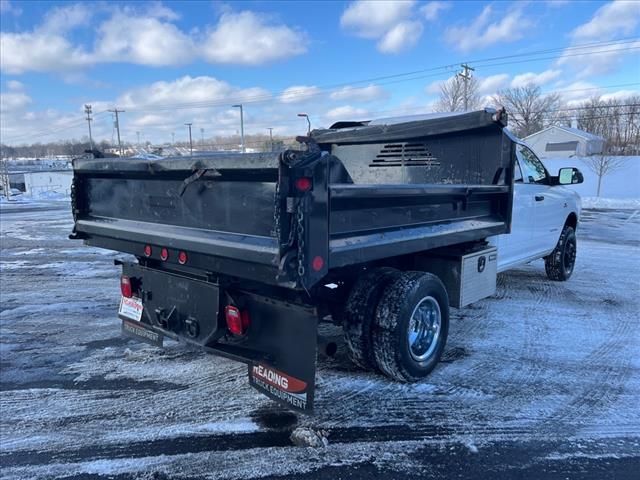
[558,167,584,185]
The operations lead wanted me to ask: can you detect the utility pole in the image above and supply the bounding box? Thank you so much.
[185,123,193,155]
[232,104,245,153]
[108,108,125,156]
[84,104,94,151]
[457,64,475,111]
[136,131,141,147]
[267,127,273,152]
[1,156,12,201]
[171,132,175,145]
[200,127,204,147]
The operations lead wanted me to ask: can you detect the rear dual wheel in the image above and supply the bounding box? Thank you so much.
[343,269,449,382]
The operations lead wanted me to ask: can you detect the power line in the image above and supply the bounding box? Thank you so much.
[117,39,640,113]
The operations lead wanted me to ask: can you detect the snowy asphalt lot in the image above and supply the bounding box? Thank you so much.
[1,199,639,480]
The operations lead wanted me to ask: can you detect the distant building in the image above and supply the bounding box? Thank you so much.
[24,170,73,197]
[524,126,605,159]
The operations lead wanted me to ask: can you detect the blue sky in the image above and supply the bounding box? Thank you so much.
[1,0,639,145]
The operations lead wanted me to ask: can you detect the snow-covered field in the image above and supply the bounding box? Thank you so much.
[1,199,639,479]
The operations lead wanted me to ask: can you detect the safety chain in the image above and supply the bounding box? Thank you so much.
[271,179,281,240]
[296,199,306,279]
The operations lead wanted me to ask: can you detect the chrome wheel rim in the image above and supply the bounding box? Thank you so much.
[407,296,441,362]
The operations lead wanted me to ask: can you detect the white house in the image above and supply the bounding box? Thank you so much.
[524,126,605,159]
[24,170,73,197]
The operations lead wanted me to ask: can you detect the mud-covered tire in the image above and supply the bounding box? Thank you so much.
[545,225,577,281]
[343,268,400,370]
[372,272,449,382]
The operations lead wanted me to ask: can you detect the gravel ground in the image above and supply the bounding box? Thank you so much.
[1,199,639,479]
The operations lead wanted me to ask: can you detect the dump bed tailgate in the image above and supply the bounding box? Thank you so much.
[71,153,283,270]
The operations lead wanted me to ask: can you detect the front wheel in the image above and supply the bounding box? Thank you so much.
[544,225,577,281]
[372,272,449,382]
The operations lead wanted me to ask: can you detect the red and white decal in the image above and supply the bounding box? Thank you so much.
[251,364,307,393]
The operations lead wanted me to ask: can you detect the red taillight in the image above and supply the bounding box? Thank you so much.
[295,177,313,192]
[225,305,250,336]
[160,248,169,261]
[178,251,188,265]
[143,245,152,257]
[120,275,132,298]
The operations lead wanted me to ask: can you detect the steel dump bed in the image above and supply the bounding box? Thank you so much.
[71,109,515,290]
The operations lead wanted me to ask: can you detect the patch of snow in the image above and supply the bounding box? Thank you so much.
[582,197,640,210]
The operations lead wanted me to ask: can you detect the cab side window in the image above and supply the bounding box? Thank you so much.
[517,145,547,184]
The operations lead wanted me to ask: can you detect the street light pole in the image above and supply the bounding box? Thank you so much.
[185,123,193,155]
[267,127,273,152]
[298,113,311,135]
[232,104,245,153]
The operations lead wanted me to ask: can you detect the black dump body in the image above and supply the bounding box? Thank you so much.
[70,108,515,412]
[71,109,514,291]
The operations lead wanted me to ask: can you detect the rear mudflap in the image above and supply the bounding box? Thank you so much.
[244,293,318,412]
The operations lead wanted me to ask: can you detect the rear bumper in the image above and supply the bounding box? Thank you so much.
[119,261,318,412]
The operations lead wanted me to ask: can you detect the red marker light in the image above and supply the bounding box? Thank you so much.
[295,177,312,192]
[312,255,324,272]
[120,275,132,298]
[225,305,247,336]
[160,248,169,261]
[143,245,152,257]
[178,251,188,265]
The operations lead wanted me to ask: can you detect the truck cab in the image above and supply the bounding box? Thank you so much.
[491,140,582,274]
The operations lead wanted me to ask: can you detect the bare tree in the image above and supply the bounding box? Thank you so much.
[582,154,627,197]
[434,75,480,113]
[577,96,640,155]
[492,85,563,138]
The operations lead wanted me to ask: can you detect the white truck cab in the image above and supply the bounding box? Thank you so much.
[490,141,583,280]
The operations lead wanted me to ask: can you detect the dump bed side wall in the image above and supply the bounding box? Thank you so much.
[83,175,276,237]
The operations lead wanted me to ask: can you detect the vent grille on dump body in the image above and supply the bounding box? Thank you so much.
[369,143,441,167]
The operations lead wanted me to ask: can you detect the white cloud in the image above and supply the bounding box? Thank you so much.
[279,85,321,104]
[325,105,369,121]
[425,79,446,95]
[95,13,196,66]
[554,2,640,78]
[571,0,640,41]
[340,0,423,53]
[330,84,388,102]
[6,80,24,91]
[444,5,531,52]
[478,74,510,94]
[0,30,93,74]
[202,11,307,65]
[510,69,561,88]
[378,21,423,53]
[0,90,31,113]
[420,1,450,21]
[557,81,600,105]
[556,40,640,78]
[42,3,93,33]
[600,89,640,101]
[0,6,308,74]
[340,0,415,37]
[104,76,271,112]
